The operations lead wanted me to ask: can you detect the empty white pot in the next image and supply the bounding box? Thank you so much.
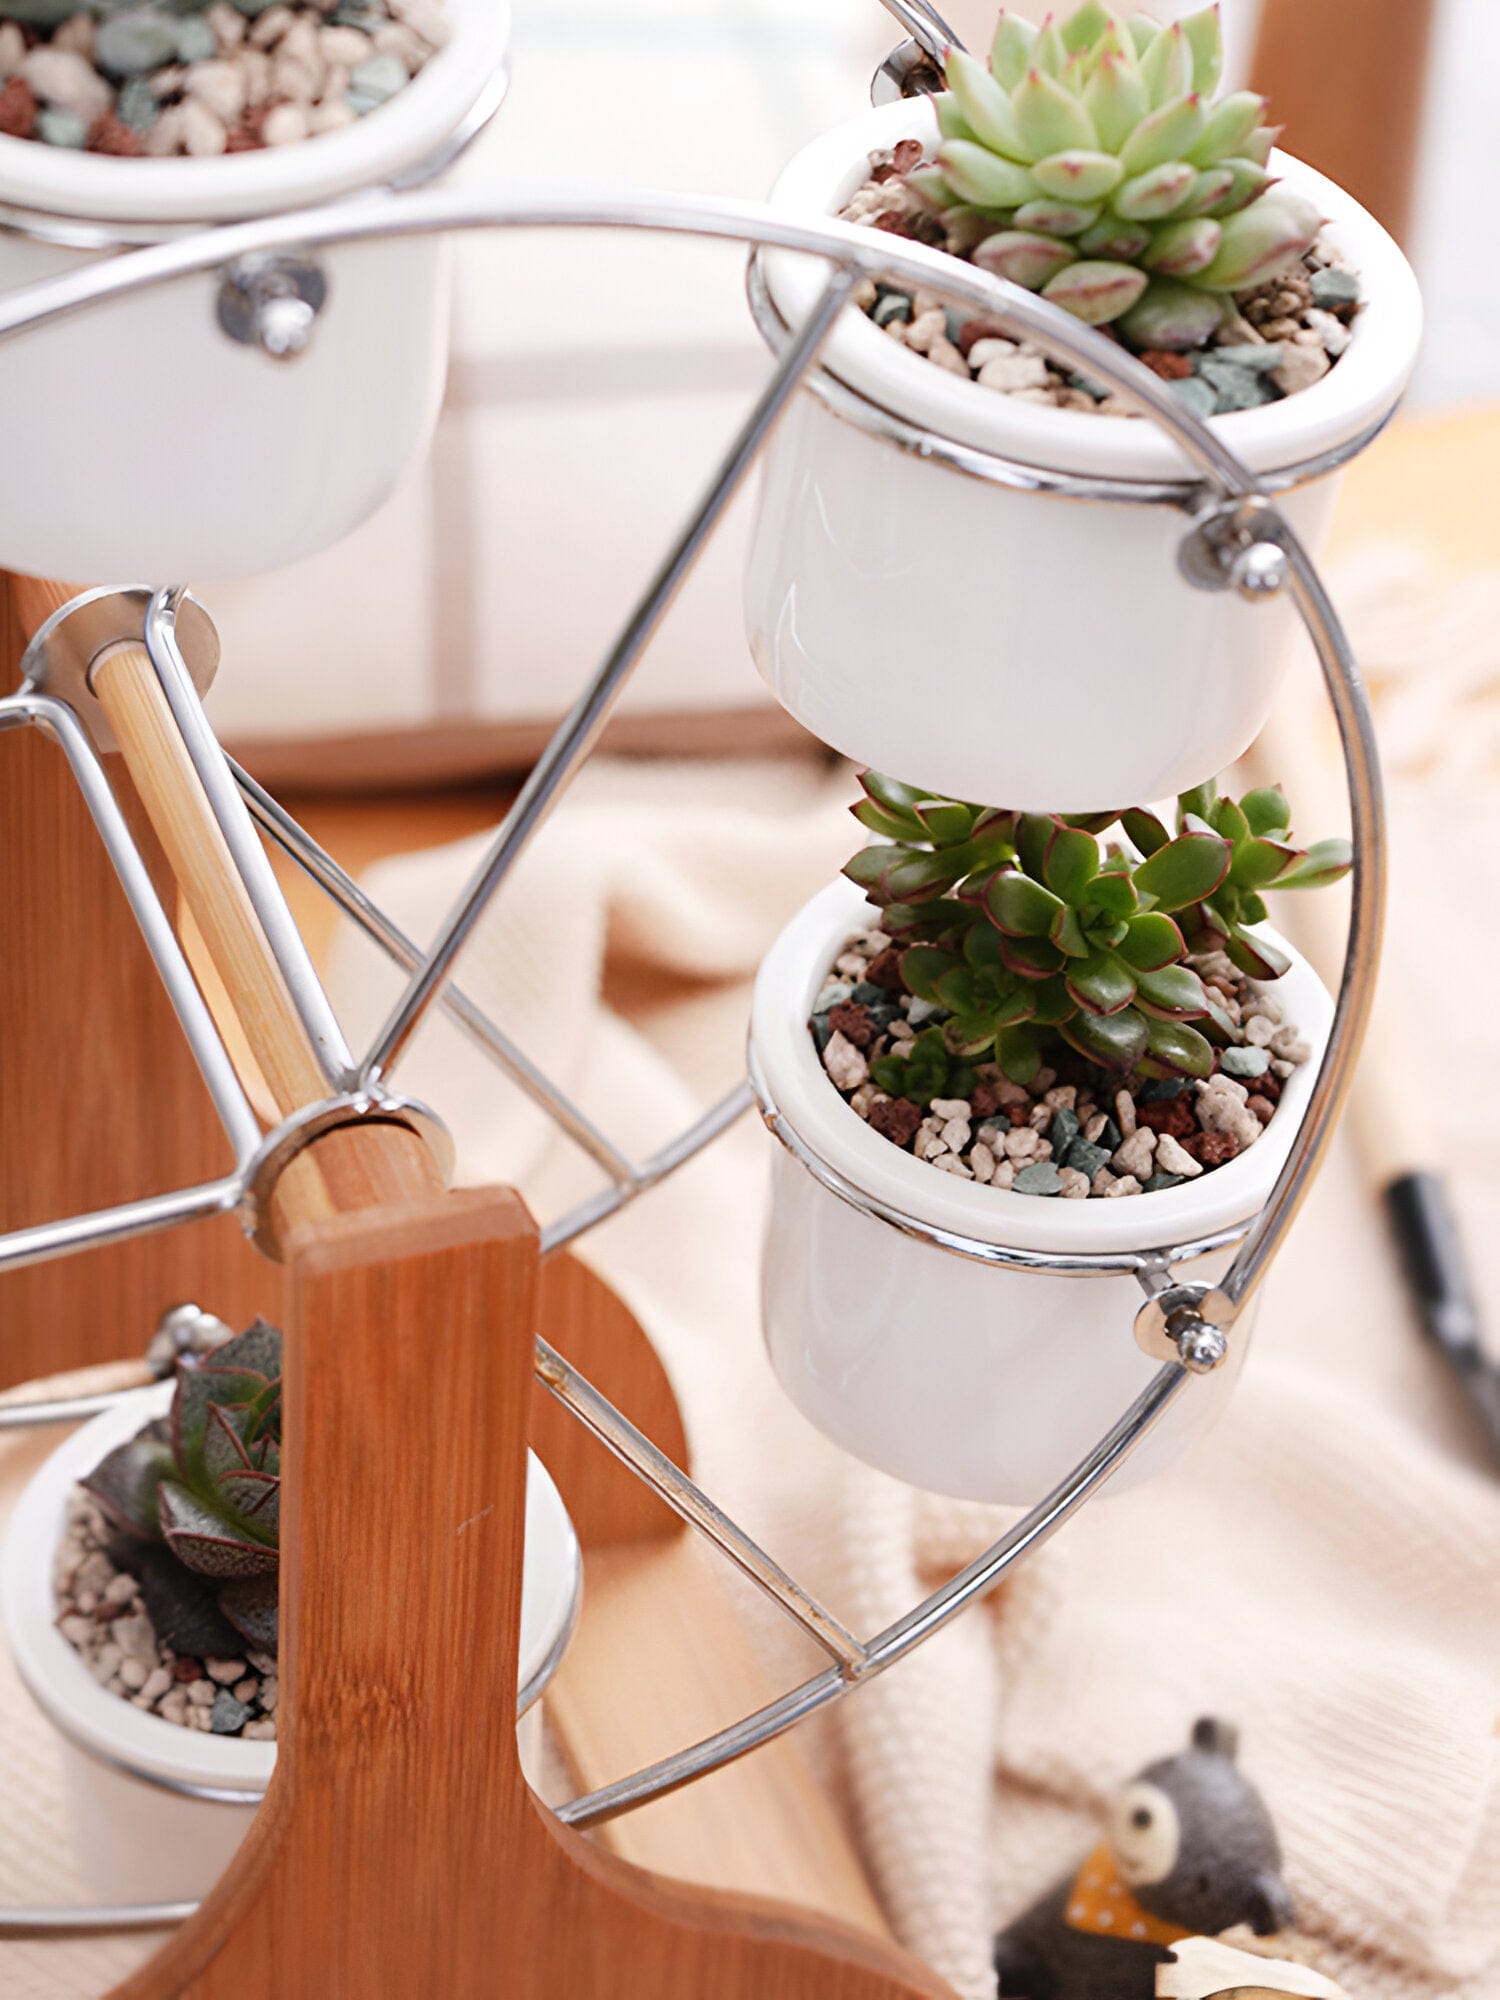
[0,0,509,582]
[751,878,1332,1505]
[0,1381,580,1903]
[745,99,1422,812]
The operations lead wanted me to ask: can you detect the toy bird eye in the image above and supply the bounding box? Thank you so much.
[1131,1807,1152,1829]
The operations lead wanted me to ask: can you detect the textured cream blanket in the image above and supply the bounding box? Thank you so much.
[313,563,1500,2000]
[2,569,1497,1999]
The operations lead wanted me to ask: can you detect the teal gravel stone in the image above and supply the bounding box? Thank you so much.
[1195,356,1279,412]
[96,6,181,74]
[1309,267,1360,309]
[1142,1170,1185,1192]
[36,107,87,146]
[347,50,408,111]
[1098,1116,1122,1153]
[1166,374,1218,419]
[173,11,217,58]
[1220,1045,1270,1078]
[1068,371,1106,399]
[116,75,159,129]
[1138,1079,1186,1103]
[872,292,913,328]
[906,998,946,1026]
[811,1018,833,1055]
[1048,1107,1080,1157]
[1014,1161,1063,1196]
[813,983,852,1013]
[1064,1139,1111,1181]
[210,1689,251,1735]
[0,0,80,24]
[944,308,966,346]
[1203,343,1284,373]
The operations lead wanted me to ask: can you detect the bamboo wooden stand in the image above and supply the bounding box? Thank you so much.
[0,574,953,1999]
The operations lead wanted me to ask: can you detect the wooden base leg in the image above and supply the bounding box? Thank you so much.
[109,1188,951,2000]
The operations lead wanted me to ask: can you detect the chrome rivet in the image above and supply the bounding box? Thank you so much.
[1230,539,1290,601]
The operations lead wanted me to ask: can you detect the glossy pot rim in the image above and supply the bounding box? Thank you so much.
[759,98,1423,486]
[0,0,509,225]
[751,877,1334,1261]
[0,1382,580,1798]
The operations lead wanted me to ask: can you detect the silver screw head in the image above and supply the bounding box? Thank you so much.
[1172,1315,1229,1374]
[1230,539,1289,601]
[254,291,317,361]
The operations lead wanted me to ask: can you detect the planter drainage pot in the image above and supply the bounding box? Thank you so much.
[751,879,1333,1506]
[0,1381,580,1904]
[745,99,1422,813]
[0,0,509,582]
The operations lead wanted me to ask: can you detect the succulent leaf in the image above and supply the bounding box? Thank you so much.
[1030,149,1124,203]
[1179,3,1223,94]
[1139,19,1192,106]
[938,139,1038,209]
[1117,274,1226,349]
[1113,158,1198,220]
[1014,197,1102,238]
[946,48,1027,160]
[990,10,1038,89]
[1144,216,1223,277]
[1119,93,1207,177]
[974,229,1079,289]
[81,1429,174,1540]
[1014,64,1098,159]
[1198,188,1321,289]
[1081,45,1148,151]
[1188,89,1267,166]
[1042,258,1148,323]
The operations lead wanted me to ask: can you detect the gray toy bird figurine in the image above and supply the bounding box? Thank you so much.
[993,1717,1295,2000]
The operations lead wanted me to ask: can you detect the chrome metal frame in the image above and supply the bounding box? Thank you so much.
[0,181,1384,1931]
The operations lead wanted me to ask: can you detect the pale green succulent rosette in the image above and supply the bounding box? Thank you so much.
[919,1,1323,348]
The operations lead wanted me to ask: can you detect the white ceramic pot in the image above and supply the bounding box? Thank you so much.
[0,1381,579,1903]
[745,100,1422,812]
[751,878,1333,1505]
[0,0,509,582]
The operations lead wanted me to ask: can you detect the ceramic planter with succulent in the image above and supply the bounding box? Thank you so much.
[0,0,512,582]
[750,772,1347,1504]
[745,1,1422,811]
[0,1310,583,1903]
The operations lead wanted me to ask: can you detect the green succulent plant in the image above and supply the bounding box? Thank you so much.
[870,1025,976,1106]
[1124,777,1352,980]
[83,1319,282,1656]
[911,1,1321,348]
[842,770,1348,1086]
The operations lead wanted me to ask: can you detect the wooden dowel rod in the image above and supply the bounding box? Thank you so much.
[11,577,445,1246]
[93,642,329,1118]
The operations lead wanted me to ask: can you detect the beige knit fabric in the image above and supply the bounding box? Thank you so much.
[3,567,1498,1997]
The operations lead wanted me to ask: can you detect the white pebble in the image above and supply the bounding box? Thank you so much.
[243,1717,278,1740]
[1003,1126,1040,1163]
[51,13,94,58]
[1154,1132,1203,1179]
[1042,1085,1077,1111]
[929,1097,970,1121]
[1272,341,1330,396]
[23,47,110,123]
[931,1153,973,1177]
[184,58,246,123]
[141,1666,173,1702]
[208,2,246,48]
[319,23,370,63]
[271,51,319,101]
[1057,1167,1090,1199]
[1269,1025,1311,1063]
[966,338,1018,369]
[388,0,449,44]
[90,1643,124,1684]
[1246,985,1284,1023]
[1111,1127,1157,1180]
[1115,1089,1137,1136]
[180,98,227,155]
[233,1677,259,1703]
[144,104,187,154]
[991,1158,1016,1190]
[1084,1113,1108,1144]
[58,1614,93,1646]
[249,3,294,46]
[1244,1014,1276,1046]
[0,23,25,78]
[1104,1174,1143,1197]
[112,1613,155,1662]
[104,1572,137,1606]
[372,20,428,68]
[263,99,310,144]
[822,1030,867,1092]
[160,1689,190,1725]
[119,1657,149,1692]
[240,46,272,102]
[940,1116,972,1153]
[970,1143,996,1183]
[207,1657,248,1684]
[187,1677,217,1708]
[978,350,1051,393]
